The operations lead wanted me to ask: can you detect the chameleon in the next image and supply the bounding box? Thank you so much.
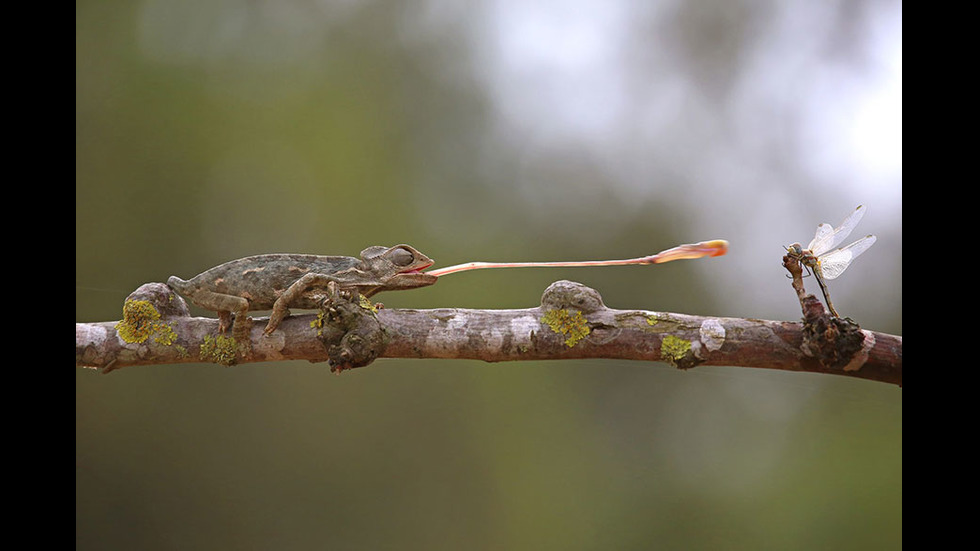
[167,239,728,342]
[167,244,437,340]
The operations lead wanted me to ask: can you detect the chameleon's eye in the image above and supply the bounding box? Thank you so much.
[389,247,415,266]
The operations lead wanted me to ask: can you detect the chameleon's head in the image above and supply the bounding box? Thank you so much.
[362,244,434,274]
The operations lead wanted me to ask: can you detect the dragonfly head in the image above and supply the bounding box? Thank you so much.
[785,243,804,257]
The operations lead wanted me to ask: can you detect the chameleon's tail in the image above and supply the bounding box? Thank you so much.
[167,276,189,292]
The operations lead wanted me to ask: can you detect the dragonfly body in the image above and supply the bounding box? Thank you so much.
[786,206,877,318]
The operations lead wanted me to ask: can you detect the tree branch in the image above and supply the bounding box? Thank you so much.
[75,280,902,386]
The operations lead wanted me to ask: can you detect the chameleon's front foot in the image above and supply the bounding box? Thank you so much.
[264,308,289,336]
[264,292,288,334]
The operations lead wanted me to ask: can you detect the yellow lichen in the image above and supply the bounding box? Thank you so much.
[153,323,178,346]
[116,300,161,343]
[661,335,691,362]
[542,309,590,348]
[200,335,239,366]
[116,299,180,346]
[358,295,379,313]
[311,310,326,336]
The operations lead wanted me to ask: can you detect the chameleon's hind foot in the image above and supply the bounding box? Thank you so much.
[231,316,254,356]
[218,311,233,334]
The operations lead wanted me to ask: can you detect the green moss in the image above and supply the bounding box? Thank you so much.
[661,335,691,362]
[542,309,590,348]
[200,335,239,366]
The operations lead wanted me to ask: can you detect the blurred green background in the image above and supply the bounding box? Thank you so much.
[76,1,902,549]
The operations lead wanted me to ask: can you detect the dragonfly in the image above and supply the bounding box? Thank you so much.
[785,205,877,318]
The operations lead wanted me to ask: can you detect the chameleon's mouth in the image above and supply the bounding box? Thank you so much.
[402,261,434,274]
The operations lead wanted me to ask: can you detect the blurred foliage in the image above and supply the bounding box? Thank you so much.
[77,1,901,549]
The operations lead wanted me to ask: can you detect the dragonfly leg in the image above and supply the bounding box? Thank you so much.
[814,273,840,318]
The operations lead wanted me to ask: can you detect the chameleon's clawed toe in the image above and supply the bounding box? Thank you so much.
[231,315,253,340]
[218,312,232,334]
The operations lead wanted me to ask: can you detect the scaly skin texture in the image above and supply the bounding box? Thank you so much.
[167,245,436,342]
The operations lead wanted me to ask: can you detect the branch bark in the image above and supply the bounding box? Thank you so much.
[75,280,902,386]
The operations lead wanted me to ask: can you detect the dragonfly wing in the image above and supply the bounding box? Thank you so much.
[817,234,877,280]
[808,205,867,256]
[807,223,835,252]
